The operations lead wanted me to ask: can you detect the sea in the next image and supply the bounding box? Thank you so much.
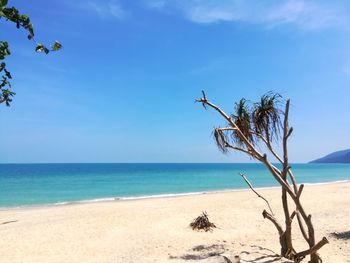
[0,163,349,208]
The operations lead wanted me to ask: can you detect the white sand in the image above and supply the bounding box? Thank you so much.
[0,182,349,263]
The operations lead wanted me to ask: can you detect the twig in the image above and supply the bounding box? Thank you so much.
[239,173,274,215]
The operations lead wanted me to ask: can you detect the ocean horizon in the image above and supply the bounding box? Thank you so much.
[1,163,350,208]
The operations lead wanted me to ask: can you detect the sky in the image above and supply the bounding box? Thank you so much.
[1,0,350,163]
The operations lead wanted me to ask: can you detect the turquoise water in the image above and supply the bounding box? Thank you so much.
[0,163,349,208]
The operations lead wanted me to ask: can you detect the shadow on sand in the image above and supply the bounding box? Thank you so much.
[1,220,18,225]
[169,244,226,260]
[169,243,289,262]
[330,231,350,240]
[241,245,283,263]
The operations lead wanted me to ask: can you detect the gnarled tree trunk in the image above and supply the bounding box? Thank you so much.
[196,91,328,263]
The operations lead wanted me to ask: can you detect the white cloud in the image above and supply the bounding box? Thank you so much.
[146,0,166,9]
[88,1,127,19]
[146,0,348,30]
[265,1,344,30]
[188,5,241,24]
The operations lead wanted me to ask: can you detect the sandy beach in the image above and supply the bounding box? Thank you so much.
[0,182,349,263]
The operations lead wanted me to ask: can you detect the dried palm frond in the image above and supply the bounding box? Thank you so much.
[213,128,229,153]
[252,92,283,142]
[231,98,254,146]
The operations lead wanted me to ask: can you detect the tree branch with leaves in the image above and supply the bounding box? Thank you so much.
[196,91,328,263]
[0,0,61,106]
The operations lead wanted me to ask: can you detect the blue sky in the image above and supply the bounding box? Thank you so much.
[1,0,350,163]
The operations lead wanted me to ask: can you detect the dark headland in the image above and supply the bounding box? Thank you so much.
[310,149,350,163]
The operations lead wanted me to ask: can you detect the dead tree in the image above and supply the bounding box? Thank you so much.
[196,91,328,263]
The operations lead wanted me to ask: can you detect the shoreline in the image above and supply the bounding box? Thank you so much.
[1,179,349,211]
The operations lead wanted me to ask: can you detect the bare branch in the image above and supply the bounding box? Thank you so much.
[253,128,298,195]
[297,212,309,242]
[260,158,295,198]
[239,173,274,215]
[295,237,329,260]
[282,99,291,178]
[202,90,207,100]
[218,127,238,132]
[281,100,293,252]
[225,144,251,155]
[287,168,298,194]
[291,211,296,220]
[297,184,304,199]
[195,90,208,109]
[262,210,284,236]
[252,131,284,163]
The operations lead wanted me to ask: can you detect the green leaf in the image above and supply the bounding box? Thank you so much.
[1,0,8,7]
[35,43,44,53]
[4,68,11,78]
[52,41,62,51]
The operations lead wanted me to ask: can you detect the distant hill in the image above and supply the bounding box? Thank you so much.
[310,149,350,163]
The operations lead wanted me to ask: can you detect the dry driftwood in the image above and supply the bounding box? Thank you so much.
[196,91,328,263]
[190,211,216,232]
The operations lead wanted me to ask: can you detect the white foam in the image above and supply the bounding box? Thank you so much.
[52,179,350,205]
[303,179,350,186]
[2,179,349,210]
[58,179,350,204]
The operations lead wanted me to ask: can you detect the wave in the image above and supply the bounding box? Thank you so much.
[52,179,350,205]
[55,179,350,205]
[302,179,350,186]
[2,179,349,210]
